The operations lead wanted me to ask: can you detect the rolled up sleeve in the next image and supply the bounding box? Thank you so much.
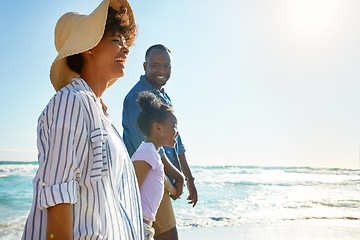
[176,134,185,155]
[39,180,78,210]
[36,91,87,209]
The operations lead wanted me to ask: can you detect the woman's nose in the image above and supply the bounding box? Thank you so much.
[122,46,129,54]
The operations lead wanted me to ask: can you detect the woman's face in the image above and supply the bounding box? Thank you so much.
[89,31,129,81]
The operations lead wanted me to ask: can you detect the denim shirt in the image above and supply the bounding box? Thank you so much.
[122,75,185,172]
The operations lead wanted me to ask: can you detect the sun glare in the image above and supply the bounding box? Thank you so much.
[288,0,337,32]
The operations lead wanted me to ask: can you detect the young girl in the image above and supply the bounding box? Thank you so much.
[131,91,178,240]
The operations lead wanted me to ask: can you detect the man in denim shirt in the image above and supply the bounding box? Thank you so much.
[123,44,198,240]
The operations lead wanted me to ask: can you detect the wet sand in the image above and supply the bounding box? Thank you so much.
[178,220,360,240]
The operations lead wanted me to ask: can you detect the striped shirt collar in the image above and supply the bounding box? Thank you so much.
[70,77,102,110]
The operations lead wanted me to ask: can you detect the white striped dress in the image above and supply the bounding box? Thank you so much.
[22,78,143,239]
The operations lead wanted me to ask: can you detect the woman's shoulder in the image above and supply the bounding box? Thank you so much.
[37,80,94,125]
[60,79,96,100]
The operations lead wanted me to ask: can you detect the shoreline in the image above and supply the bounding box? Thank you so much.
[178,220,360,240]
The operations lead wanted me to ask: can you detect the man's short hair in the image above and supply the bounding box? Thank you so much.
[145,44,172,61]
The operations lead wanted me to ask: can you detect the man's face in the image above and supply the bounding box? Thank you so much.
[144,49,172,90]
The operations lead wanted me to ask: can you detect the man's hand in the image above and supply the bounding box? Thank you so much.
[178,153,198,207]
[186,179,197,207]
[170,176,184,200]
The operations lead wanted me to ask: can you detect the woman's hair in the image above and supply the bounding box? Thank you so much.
[67,6,137,75]
[137,91,173,137]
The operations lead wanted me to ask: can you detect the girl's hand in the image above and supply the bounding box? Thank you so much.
[164,175,177,196]
[170,176,184,200]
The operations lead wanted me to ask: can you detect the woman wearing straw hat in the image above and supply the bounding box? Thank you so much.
[22,0,143,239]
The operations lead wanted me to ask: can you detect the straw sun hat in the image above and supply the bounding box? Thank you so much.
[50,0,134,92]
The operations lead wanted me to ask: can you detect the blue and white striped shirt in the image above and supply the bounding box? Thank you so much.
[22,78,143,239]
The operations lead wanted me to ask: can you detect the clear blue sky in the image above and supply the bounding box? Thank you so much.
[0,0,359,169]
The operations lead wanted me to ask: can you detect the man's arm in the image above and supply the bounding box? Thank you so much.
[122,93,146,157]
[178,153,198,207]
[161,154,184,200]
[46,203,73,240]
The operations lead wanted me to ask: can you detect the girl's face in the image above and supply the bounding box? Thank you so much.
[159,113,179,148]
[90,31,129,81]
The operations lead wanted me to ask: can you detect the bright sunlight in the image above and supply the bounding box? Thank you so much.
[287,0,338,32]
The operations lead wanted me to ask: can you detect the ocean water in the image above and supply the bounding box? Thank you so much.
[1,162,360,239]
[173,166,360,228]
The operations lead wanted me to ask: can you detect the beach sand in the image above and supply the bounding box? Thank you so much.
[1,219,359,239]
[178,220,360,240]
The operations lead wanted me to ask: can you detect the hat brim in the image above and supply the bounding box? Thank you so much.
[50,0,134,92]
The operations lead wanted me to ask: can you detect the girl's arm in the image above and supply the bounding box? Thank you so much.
[164,175,177,196]
[46,203,73,240]
[133,160,151,188]
[161,154,184,200]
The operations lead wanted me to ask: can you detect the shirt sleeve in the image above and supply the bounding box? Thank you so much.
[132,148,160,169]
[122,92,146,157]
[36,91,88,210]
[158,147,165,157]
[176,134,185,155]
